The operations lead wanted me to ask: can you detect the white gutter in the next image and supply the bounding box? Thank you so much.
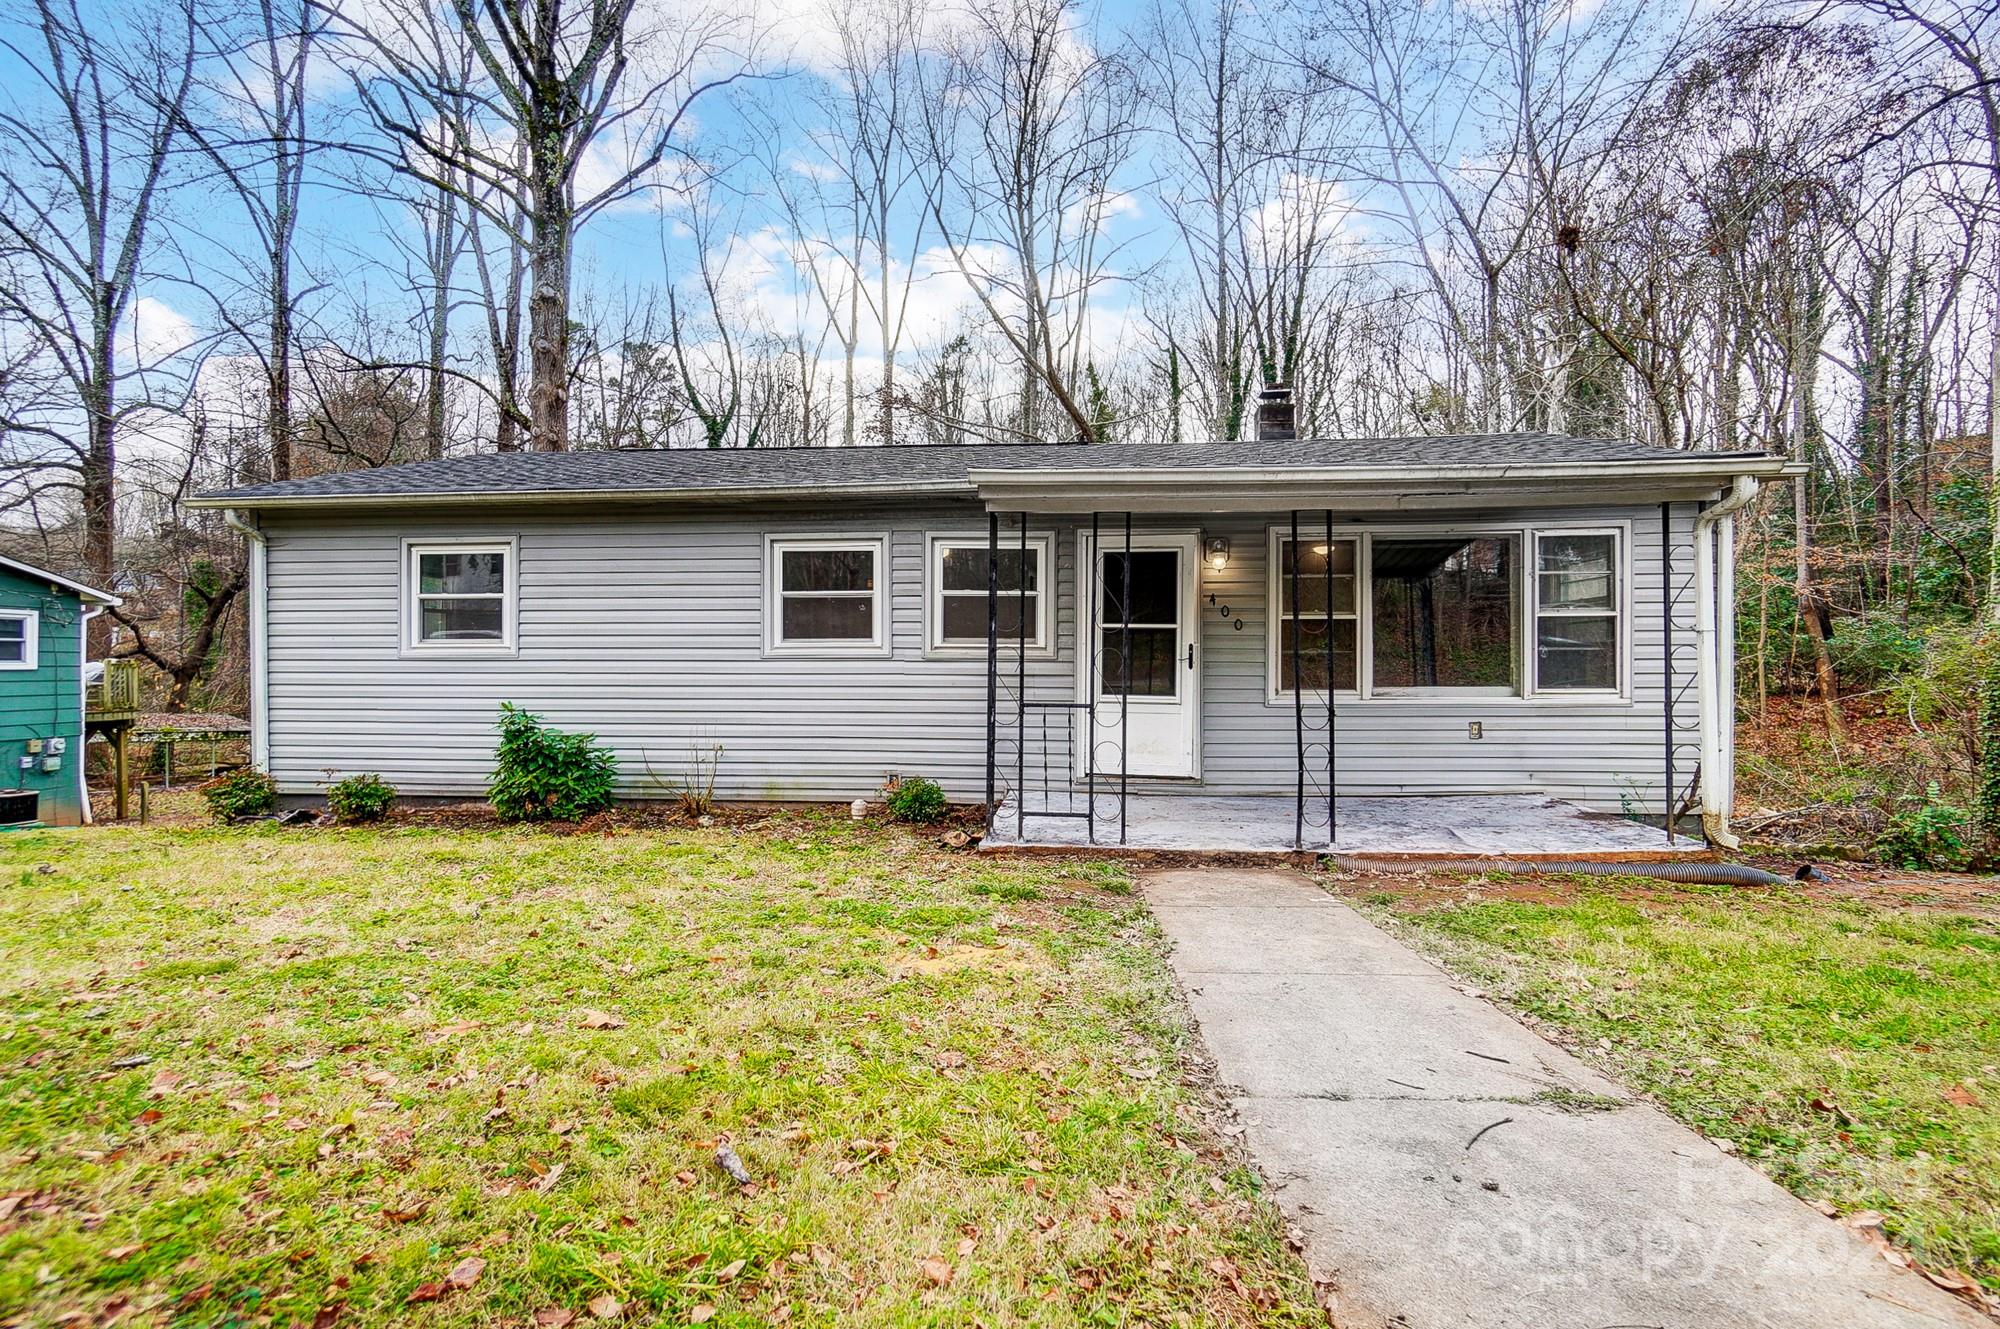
[224,509,270,772]
[183,478,976,512]
[973,455,1800,488]
[1719,509,1738,822]
[1692,476,1759,848]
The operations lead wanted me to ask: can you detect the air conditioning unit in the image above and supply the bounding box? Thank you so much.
[0,789,39,826]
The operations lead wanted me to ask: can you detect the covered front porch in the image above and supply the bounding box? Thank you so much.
[980,791,1705,858]
[966,446,1784,854]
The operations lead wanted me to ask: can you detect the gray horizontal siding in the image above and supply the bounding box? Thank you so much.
[259,499,1700,814]
[261,500,1075,803]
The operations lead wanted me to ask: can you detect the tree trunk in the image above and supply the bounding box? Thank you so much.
[426,184,456,460]
[878,196,896,445]
[1795,470,1844,741]
[495,228,525,451]
[526,188,572,453]
[84,308,117,631]
[1987,250,2000,623]
[269,220,293,481]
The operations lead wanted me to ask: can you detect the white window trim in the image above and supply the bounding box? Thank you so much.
[1264,528,1361,703]
[0,608,39,671]
[1264,521,1632,706]
[401,537,519,657]
[1527,525,1630,699]
[925,532,1055,658]
[763,533,891,658]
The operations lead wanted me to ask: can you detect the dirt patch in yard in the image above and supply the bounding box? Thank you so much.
[1319,856,2000,917]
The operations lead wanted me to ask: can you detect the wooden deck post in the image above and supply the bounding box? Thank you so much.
[113,727,129,821]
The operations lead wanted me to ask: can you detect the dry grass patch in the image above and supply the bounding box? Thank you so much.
[0,816,1320,1327]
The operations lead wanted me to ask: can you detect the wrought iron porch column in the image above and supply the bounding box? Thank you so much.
[985,511,999,835]
[1325,508,1336,848]
[1017,513,1028,839]
[1662,502,1675,845]
[1291,509,1303,850]
[1120,511,1131,845]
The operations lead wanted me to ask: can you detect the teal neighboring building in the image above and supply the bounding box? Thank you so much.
[0,555,120,827]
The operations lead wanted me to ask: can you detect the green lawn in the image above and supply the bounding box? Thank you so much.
[0,818,1323,1327]
[1340,878,2000,1294]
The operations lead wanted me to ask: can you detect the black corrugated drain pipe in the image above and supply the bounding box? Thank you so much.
[1332,857,1791,888]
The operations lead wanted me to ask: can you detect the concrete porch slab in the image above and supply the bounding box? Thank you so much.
[982,792,1701,858]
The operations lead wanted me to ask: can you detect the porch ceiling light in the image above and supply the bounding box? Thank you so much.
[1204,535,1230,571]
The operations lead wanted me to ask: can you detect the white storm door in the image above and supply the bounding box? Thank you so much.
[1078,530,1200,778]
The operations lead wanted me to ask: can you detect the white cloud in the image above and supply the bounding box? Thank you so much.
[118,297,198,367]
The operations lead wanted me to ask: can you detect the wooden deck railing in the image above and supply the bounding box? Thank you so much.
[86,658,143,722]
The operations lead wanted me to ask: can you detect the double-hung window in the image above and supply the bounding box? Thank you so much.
[1269,535,1358,693]
[0,610,37,670]
[928,535,1050,653]
[405,540,514,652]
[767,536,886,653]
[1533,531,1620,692]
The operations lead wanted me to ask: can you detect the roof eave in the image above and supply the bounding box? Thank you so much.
[185,478,980,511]
[969,456,1801,513]
[0,554,121,606]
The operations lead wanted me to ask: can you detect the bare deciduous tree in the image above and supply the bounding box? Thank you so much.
[0,0,198,591]
[919,0,1141,442]
[330,0,756,451]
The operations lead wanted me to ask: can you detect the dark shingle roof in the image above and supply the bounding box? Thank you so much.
[196,435,1769,506]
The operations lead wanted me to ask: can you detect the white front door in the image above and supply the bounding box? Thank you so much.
[1078,530,1200,778]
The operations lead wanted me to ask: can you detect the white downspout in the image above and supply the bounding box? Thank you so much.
[1693,476,1757,848]
[78,606,101,825]
[1718,510,1738,822]
[224,509,270,772]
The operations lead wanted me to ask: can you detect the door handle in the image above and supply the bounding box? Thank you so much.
[1186,643,1195,669]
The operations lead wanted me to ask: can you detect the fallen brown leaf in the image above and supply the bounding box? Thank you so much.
[920,1256,954,1287]
[1942,1084,1983,1108]
[311,1301,345,1329]
[445,1256,485,1289]
[579,1010,626,1030]
[689,1306,715,1324]
[405,1283,444,1305]
[586,1293,622,1319]
[533,1310,577,1327]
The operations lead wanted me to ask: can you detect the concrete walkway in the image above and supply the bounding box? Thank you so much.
[1144,869,1988,1329]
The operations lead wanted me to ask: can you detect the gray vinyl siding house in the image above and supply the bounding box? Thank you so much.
[195,435,1797,847]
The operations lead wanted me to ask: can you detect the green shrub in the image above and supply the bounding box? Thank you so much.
[204,768,278,822]
[884,775,948,824]
[1827,612,1926,689]
[1872,783,1972,870]
[327,773,397,824]
[489,703,618,822]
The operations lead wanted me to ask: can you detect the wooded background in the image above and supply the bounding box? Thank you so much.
[0,0,1993,837]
